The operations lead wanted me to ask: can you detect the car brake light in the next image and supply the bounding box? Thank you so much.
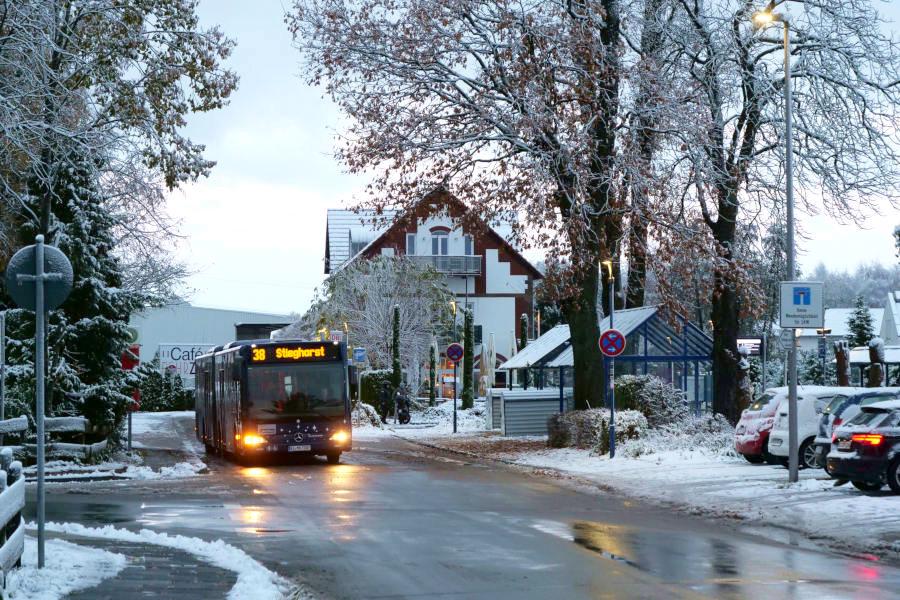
[851,434,884,446]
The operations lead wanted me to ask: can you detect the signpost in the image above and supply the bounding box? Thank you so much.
[4,236,73,568]
[599,328,626,458]
[446,343,464,434]
[353,347,367,364]
[779,280,824,483]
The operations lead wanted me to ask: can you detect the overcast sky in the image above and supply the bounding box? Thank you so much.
[168,0,900,316]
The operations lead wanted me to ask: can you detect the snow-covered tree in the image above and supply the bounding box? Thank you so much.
[4,155,148,430]
[0,0,237,284]
[658,0,900,422]
[847,295,875,347]
[280,257,453,392]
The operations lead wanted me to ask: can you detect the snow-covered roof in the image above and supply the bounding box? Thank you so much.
[545,307,665,368]
[888,290,900,339]
[498,325,571,370]
[325,209,396,273]
[797,307,884,338]
[849,345,900,364]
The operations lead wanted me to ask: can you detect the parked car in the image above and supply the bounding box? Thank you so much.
[814,389,900,470]
[827,400,900,493]
[735,387,787,464]
[767,387,851,469]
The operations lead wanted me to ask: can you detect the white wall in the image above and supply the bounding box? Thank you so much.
[130,303,291,368]
[485,249,527,294]
[471,296,516,360]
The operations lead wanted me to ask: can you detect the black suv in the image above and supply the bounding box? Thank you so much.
[827,400,900,493]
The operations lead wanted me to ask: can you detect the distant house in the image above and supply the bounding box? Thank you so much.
[324,187,543,366]
[796,307,884,353]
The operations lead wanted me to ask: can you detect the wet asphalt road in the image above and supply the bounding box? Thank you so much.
[27,423,900,599]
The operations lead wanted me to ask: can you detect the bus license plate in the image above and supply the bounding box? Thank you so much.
[289,445,311,452]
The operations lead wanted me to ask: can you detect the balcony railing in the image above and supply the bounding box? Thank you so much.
[407,255,482,275]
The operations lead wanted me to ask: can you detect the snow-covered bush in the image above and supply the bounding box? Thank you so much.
[352,403,382,428]
[359,370,393,408]
[621,414,735,458]
[614,375,690,427]
[547,409,646,453]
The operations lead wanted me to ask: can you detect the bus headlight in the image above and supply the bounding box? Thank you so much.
[330,430,350,444]
[243,434,267,447]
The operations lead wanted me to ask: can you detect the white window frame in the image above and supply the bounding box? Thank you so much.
[406,233,416,255]
[464,235,473,256]
[431,231,449,255]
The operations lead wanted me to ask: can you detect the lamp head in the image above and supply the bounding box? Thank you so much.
[752,10,774,28]
[601,260,614,282]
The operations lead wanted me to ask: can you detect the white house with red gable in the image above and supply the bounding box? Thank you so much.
[324,188,542,369]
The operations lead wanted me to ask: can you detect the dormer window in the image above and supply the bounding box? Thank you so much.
[431,230,449,255]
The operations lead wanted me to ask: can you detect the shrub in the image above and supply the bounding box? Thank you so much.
[615,375,690,427]
[548,409,647,453]
[620,414,735,458]
[360,370,394,407]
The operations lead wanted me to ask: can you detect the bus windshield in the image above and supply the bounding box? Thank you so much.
[247,362,346,420]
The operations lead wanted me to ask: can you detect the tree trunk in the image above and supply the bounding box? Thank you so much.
[625,218,647,308]
[564,265,605,410]
[710,189,741,424]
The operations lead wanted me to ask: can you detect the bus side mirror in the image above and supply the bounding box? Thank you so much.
[232,357,244,380]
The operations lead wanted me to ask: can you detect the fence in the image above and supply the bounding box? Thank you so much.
[0,448,24,586]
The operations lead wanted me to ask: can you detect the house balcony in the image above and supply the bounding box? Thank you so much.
[407,255,482,275]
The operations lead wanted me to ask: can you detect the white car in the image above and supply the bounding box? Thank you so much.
[767,386,854,469]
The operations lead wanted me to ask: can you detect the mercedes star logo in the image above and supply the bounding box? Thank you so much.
[293,433,304,443]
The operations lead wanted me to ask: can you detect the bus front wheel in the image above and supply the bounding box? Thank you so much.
[326,452,341,465]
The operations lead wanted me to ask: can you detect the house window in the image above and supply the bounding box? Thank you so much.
[431,231,448,255]
[406,233,416,255]
[464,235,473,256]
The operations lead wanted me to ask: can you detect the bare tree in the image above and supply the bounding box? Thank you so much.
[660,0,900,421]
[289,0,627,408]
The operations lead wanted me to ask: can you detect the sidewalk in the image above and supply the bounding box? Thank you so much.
[55,532,236,599]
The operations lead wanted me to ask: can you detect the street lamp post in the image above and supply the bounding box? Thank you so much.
[753,5,798,482]
[602,260,616,458]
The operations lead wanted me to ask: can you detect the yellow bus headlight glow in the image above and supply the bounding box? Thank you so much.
[330,430,350,444]
[242,434,267,447]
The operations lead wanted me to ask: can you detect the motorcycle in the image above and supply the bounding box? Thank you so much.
[395,390,411,425]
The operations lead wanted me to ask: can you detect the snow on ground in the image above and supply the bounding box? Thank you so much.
[40,522,300,600]
[352,399,486,439]
[129,411,195,435]
[5,536,126,600]
[416,433,900,559]
[24,456,207,482]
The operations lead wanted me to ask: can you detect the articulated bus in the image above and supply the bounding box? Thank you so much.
[194,339,352,464]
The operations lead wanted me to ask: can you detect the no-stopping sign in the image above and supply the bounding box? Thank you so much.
[599,329,626,357]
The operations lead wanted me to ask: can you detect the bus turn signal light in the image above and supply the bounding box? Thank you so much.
[242,434,267,447]
[851,434,884,446]
[330,430,350,444]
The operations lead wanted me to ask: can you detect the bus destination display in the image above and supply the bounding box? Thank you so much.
[250,344,340,363]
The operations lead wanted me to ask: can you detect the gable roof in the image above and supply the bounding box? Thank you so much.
[887,290,900,338]
[325,209,396,274]
[797,307,884,338]
[346,187,542,279]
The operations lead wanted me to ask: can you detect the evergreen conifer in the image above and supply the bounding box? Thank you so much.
[846,295,875,347]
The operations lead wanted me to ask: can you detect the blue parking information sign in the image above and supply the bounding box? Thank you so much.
[779,281,824,329]
[353,347,367,363]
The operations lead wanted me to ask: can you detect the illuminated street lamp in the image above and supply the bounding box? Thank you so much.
[753,3,799,482]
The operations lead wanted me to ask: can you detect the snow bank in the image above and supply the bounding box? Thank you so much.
[5,536,126,600]
[40,522,295,600]
[122,461,206,480]
[402,399,486,436]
